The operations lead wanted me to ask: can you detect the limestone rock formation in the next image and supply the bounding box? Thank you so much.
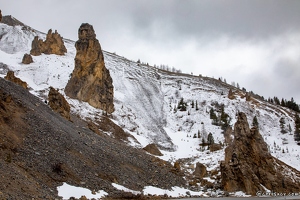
[220,112,300,195]
[30,29,67,56]
[65,23,114,113]
[22,53,33,64]
[143,143,163,156]
[4,71,27,89]
[48,87,70,121]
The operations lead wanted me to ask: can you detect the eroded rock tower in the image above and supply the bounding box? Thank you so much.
[65,23,114,113]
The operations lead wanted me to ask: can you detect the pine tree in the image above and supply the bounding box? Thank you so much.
[281,98,286,107]
[252,116,259,128]
[207,133,214,145]
[294,114,300,141]
[279,117,287,134]
[210,108,218,123]
[195,100,199,111]
[191,100,194,108]
[220,106,230,130]
[177,98,187,111]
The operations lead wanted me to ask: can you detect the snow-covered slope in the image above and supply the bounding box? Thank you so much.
[1,22,300,177]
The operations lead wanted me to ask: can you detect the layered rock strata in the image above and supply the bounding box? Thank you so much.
[65,23,114,113]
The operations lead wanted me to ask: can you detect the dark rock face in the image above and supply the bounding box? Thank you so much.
[0,10,2,22]
[48,87,70,121]
[22,53,33,64]
[30,29,67,56]
[65,23,114,114]
[4,71,27,89]
[220,112,300,195]
[143,143,163,156]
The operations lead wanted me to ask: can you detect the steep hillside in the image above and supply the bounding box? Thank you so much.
[0,77,185,199]
[1,15,300,197]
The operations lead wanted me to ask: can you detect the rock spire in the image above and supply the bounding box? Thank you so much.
[220,112,300,195]
[30,29,67,56]
[65,23,114,113]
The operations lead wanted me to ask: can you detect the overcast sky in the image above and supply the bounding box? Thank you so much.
[2,0,300,102]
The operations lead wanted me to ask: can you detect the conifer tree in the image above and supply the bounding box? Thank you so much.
[294,114,300,141]
[191,100,194,108]
[252,116,259,128]
[207,133,214,146]
[177,98,187,111]
[196,100,199,111]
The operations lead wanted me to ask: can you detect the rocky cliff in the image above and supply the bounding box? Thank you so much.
[220,112,300,195]
[65,23,114,113]
[30,29,67,56]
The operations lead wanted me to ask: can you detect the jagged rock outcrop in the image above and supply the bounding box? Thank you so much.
[4,71,27,89]
[30,29,67,56]
[22,53,33,64]
[220,112,300,195]
[65,23,114,113]
[143,143,163,156]
[48,87,70,121]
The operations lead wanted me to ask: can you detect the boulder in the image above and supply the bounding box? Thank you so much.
[30,29,67,56]
[65,23,114,114]
[22,53,33,64]
[143,143,163,156]
[220,112,300,195]
[193,162,207,179]
[48,87,71,121]
[4,71,27,89]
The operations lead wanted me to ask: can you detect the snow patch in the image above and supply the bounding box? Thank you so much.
[57,182,108,199]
